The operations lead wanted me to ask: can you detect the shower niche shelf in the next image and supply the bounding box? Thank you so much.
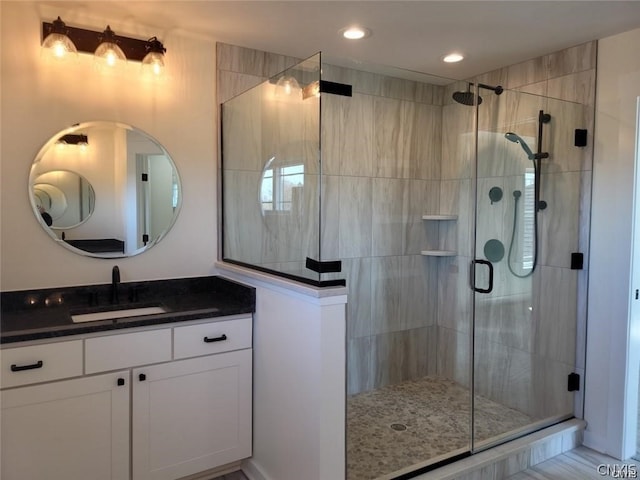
[421,214,458,257]
[420,250,457,257]
[421,214,458,221]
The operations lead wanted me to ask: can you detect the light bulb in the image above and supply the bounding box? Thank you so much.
[78,139,89,152]
[142,37,166,77]
[275,76,301,99]
[302,81,321,100]
[41,17,78,62]
[106,51,117,66]
[94,26,126,71]
[142,51,165,76]
[95,42,126,70]
[52,39,69,58]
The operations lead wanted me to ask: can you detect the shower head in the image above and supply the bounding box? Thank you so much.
[505,132,535,160]
[452,85,482,106]
[452,82,503,106]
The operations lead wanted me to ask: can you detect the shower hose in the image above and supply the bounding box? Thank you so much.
[507,189,538,278]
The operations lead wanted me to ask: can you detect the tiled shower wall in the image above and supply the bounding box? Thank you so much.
[217,42,595,413]
[319,66,444,394]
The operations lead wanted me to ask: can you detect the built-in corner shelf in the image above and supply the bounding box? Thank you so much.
[420,250,457,257]
[421,214,458,221]
[421,214,458,257]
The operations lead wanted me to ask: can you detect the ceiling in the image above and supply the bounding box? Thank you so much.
[41,1,640,81]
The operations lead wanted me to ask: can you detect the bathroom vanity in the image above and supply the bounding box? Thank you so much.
[0,276,255,480]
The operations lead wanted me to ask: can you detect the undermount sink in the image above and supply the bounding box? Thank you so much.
[71,306,167,323]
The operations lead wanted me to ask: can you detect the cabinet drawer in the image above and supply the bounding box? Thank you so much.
[173,316,252,359]
[85,329,171,374]
[1,340,83,389]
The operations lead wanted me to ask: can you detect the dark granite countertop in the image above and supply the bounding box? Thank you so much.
[1,276,255,344]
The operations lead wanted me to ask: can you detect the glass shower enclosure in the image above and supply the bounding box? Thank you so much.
[221,53,343,286]
[220,54,589,479]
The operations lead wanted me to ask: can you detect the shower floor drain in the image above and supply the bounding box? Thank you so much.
[390,423,408,431]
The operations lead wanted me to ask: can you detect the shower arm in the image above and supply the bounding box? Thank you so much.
[477,83,504,95]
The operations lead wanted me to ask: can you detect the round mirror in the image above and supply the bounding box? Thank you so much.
[30,121,181,258]
[33,170,95,229]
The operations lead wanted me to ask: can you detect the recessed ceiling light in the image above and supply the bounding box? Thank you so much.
[443,53,464,63]
[341,26,371,40]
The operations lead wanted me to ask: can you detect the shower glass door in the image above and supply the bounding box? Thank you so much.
[472,87,588,450]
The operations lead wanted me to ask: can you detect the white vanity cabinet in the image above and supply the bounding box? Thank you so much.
[0,314,253,480]
[132,349,252,480]
[1,371,130,480]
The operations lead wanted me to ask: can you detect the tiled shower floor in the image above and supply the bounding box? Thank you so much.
[347,376,533,480]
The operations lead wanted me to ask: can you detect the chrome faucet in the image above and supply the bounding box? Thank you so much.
[111,265,120,304]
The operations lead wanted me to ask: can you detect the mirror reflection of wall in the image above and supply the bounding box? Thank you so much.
[30,121,181,258]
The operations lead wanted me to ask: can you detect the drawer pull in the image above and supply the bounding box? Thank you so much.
[139,373,146,382]
[203,334,227,343]
[117,378,126,386]
[10,360,44,372]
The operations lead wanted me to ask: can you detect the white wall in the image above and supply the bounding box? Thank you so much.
[217,264,347,480]
[585,27,640,459]
[0,2,218,290]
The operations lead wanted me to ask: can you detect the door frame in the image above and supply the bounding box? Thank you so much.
[624,97,640,459]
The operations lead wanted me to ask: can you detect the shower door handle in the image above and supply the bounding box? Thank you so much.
[471,259,494,294]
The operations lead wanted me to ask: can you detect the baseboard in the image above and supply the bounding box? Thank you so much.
[583,429,617,458]
[177,461,242,480]
[241,458,270,480]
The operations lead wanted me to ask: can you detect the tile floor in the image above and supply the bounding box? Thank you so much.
[347,376,533,480]
[211,444,638,480]
[213,376,636,480]
[506,445,640,479]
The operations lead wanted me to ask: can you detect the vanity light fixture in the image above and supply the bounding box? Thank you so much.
[41,17,167,74]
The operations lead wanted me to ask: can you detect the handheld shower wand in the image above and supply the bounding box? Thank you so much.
[505,132,535,160]
[503,110,551,278]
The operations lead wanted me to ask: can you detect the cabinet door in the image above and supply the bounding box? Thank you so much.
[1,372,130,480]
[132,350,252,480]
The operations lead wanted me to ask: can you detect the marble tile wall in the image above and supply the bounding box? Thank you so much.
[320,66,444,394]
[217,43,302,104]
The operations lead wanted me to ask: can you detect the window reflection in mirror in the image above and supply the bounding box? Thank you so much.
[29,121,181,258]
